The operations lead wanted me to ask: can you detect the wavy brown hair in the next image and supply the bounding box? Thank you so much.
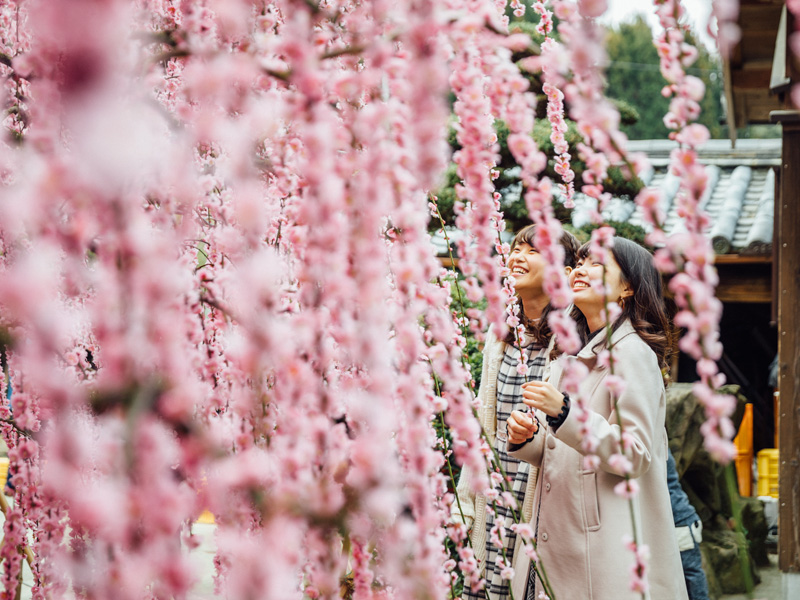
[503,224,580,347]
[568,237,671,369]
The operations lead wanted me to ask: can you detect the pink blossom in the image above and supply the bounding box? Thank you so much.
[578,0,608,19]
[524,544,539,563]
[613,479,640,499]
[608,453,633,476]
[678,123,710,148]
[511,522,534,541]
[583,454,601,470]
[620,431,636,452]
[604,374,626,397]
[0,0,746,596]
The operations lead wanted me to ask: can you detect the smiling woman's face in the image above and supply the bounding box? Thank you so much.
[569,249,631,324]
[507,242,546,299]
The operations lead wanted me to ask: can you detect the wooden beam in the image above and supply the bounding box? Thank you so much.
[737,5,784,62]
[740,32,786,62]
[735,88,792,123]
[713,254,772,265]
[438,256,459,269]
[772,167,779,325]
[739,3,783,29]
[770,5,790,94]
[772,113,800,573]
[732,66,775,90]
[715,282,771,303]
[714,261,772,303]
[724,55,739,143]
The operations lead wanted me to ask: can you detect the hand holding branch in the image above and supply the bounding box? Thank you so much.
[521,380,566,418]
[507,410,538,445]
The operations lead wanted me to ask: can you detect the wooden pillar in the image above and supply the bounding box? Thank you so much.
[772,112,800,576]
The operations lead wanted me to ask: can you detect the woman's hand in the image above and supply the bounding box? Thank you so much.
[521,381,566,418]
[507,410,538,445]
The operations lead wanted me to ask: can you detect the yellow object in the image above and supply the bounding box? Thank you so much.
[757,448,780,498]
[196,509,215,524]
[733,403,754,496]
[0,457,7,486]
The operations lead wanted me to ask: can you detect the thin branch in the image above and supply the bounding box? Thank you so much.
[321,45,367,61]
[133,30,179,47]
[0,417,32,439]
[198,292,237,322]
[0,489,37,570]
[262,67,291,82]
[152,49,191,65]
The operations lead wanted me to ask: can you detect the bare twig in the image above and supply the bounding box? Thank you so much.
[0,417,32,439]
[321,45,367,61]
[0,491,36,570]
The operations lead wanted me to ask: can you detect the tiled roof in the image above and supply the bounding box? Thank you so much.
[572,139,781,255]
[431,139,781,257]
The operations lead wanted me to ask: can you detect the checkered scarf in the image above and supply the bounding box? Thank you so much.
[463,338,545,600]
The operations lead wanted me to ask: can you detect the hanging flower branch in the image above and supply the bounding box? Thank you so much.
[642,0,737,464]
[0,0,748,599]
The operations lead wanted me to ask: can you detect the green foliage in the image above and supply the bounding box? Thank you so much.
[446,275,486,388]
[576,219,651,249]
[604,16,725,140]
[435,116,644,232]
[507,20,547,50]
[606,164,644,197]
[432,163,461,228]
[464,330,484,392]
[532,118,643,200]
[737,124,781,139]
[434,16,670,234]
[612,97,640,126]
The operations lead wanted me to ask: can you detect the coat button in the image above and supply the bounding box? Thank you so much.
[541,532,548,542]
[547,437,556,449]
[545,482,551,492]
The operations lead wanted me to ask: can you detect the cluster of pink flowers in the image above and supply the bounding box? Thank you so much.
[448,12,507,336]
[0,1,748,599]
[710,0,741,58]
[641,0,737,463]
[624,536,651,595]
[532,1,553,36]
[0,0,31,141]
[0,0,500,597]
[542,58,575,206]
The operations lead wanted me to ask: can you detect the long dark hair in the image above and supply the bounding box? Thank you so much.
[503,224,580,347]
[568,237,671,369]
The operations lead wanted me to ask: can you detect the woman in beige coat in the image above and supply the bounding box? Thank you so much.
[454,225,578,600]
[507,238,688,600]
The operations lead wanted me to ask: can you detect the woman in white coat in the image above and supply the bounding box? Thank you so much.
[506,238,688,600]
[454,225,578,600]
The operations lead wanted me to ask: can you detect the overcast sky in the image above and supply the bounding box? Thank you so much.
[599,0,717,52]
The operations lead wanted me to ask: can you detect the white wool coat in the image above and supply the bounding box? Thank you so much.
[509,320,688,600]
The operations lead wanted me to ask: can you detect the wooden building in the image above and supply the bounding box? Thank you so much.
[723,1,800,593]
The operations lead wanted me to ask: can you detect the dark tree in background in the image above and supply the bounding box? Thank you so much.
[605,16,725,140]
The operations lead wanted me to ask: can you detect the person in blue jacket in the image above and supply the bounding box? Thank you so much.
[667,449,710,600]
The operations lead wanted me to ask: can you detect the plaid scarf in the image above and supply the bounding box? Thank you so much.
[463,337,545,600]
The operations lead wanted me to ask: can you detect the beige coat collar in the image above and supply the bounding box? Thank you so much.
[576,318,638,360]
